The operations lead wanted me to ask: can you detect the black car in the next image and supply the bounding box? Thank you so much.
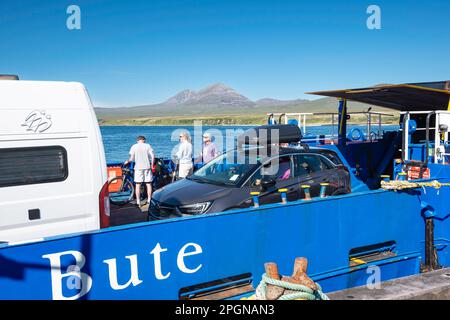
[148,145,351,220]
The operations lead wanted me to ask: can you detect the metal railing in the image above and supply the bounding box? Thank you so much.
[400,111,450,164]
[267,111,394,143]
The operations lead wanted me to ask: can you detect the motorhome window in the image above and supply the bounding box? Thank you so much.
[0,146,68,188]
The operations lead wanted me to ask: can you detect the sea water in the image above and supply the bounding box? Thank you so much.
[100,125,398,163]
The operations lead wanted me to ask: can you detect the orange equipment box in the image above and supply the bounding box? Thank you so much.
[407,166,430,180]
[107,166,122,193]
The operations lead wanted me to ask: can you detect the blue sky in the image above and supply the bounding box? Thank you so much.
[1,0,449,107]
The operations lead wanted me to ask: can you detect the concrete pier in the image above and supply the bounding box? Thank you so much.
[328,268,450,300]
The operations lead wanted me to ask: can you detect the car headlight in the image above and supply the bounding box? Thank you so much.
[178,202,212,215]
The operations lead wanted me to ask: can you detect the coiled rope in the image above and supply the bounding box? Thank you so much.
[381,179,450,191]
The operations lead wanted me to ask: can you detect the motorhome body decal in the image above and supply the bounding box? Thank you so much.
[22,110,52,133]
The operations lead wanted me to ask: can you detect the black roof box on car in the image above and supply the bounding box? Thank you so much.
[237,124,302,147]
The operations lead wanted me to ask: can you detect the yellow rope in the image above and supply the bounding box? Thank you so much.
[381,180,450,191]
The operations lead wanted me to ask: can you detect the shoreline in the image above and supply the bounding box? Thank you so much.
[97,114,400,127]
[99,122,399,127]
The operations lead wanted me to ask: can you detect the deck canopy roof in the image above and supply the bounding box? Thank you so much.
[307,81,450,111]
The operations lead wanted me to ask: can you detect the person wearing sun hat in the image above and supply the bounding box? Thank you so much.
[197,132,218,164]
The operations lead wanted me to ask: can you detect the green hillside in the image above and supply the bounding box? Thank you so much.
[95,97,399,126]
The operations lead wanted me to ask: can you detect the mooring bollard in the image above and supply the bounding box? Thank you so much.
[380,174,390,182]
[277,257,319,298]
[278,188,288,204]
[250,191,260,208]
[289,257,318,291]
[319,183,329,198]
[301,185,311,200]
[398,172,407,181]
[264,262,285,300]
[249,257,330,300]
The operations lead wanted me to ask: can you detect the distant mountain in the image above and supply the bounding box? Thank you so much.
[95,83,395,121]
[163,83,254,107]
[163,89,195,105]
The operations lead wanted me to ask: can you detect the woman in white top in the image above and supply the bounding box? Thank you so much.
[175,131,193,178]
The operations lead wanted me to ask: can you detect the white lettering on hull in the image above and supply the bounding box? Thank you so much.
[42,250,93,300]
[42,242,203,300]
[103,255,143,290]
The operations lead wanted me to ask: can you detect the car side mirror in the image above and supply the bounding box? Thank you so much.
[260,177,276,190]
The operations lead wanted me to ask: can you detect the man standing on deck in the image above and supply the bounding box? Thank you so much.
[125,135,155,207]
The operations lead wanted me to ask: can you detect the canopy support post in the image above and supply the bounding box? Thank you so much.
[338,98,347,146]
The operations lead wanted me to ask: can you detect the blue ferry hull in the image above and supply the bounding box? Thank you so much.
[1,184,446,300]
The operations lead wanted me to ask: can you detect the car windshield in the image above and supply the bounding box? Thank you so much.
[189,149,261,186]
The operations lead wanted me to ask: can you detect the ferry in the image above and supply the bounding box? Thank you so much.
[0,77,449,300]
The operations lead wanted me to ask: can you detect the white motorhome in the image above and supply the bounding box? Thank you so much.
[0,77,109,243]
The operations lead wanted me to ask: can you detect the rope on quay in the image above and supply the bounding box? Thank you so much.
[242,257,329,301]
[381,179,450,191]
[252,273,329,300]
